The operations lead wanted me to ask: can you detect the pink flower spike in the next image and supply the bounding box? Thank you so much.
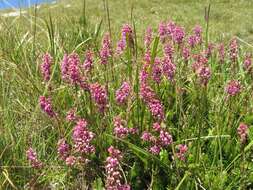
[40,53,52,82]
[237,123,249,144]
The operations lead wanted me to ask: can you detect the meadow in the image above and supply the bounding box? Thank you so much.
[0,0,253,189]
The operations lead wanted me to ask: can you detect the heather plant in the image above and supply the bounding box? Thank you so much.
[1,1,253,189]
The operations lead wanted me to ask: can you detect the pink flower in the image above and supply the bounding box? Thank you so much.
[229,37,239,63]
[113,116,129,138]
[159,130,173,146]
[237,123,249,144]
[218,43,225,64]
[182,46,190,61]
[141,131,152,142]
[61,54,70,80]
[26,148,43,168]
[172,26,185,44]
[163,43,174,59]
[152,122,161,132]
[167,21,176,37]
[144,26,153,49]
[176,144,188,161]
[72,119,95,154]
[39,96,55,117]
[162,56,176,81]
[116,39,126,55]
[90,83,108,112]
[40,53,52,81]
[152,58,162,84]
[105,146,130,190]
[148,99,164,121]
[57,139,70,160]
[193,25,202,37]
[243,54,252,72]
[192,54,208,72]
[65,155,76,166]
[197,66,211,86]
[100,33,112,65]
[83,50,93,72]
[158,22,167,43]
[188,35,198,48]
[149,145,161,155]
[66,108,77,122]
[115,82,131,105]
[225,80,241,96]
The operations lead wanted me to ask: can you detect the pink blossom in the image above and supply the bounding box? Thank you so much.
[66,108,77,122]
[163,43,174,59]
[115,82,131,104]
[243,54,252,72]
[158,22,167,43]
[229,37,239,63]
[83,50,93,72]
[26,148,43,168]
[197,66,211,86]
[39,96,55,117]
[149,145,161,155]
[152,58,162,84]
[144,26,153,49]
[176,144,188,161]
[57,139,70,160]
[40,53,52,81]
[159,130,173,146]
[152,122,161,132]
[237,123,249,144]
[182,46,190,61]
[141,131,152,142]
[162,56,176,81]
[65,155,76,166]
[148,99,165,121]
[172,26,185,44]
[90,83,108,112]
[218,43,225,64]
[225,80,241,96]
[100,33,112,65]
[72,119,95,154]
[113,116,129,138]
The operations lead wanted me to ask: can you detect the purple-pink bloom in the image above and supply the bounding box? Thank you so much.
[197,66,211,86]
[40,53,52,81]
[225,80,241,96]
[152,58,162,84]
[218,43,225,64]
[113,116,129,138]
[144,26,153,49]
[66,108,77,122]
[158,22,167,43]
[90,83,108,112]
[176,144,188,161]
[65,155,76,166]
[116,39,126,55]
[159,130,173,147]
[72,119,95,154]
[229,37,239,63]
[167,21,176,37]
[83,50,93,72]
[57,139,70,160]
[141,131,153,142]
[148,99,165,121]
[105,146,130,190]
[243,54,252,72]
[163,43,174,60]
[182,46,190,61]
[39,96,55,117]
[172,26,185,44]
[237,123,249,144]
[152,122,161,132]
[162,56,176,81]
[26,148,43,168]
[100,33,112,65]
[149,145,161,155]
[115,82,131,105]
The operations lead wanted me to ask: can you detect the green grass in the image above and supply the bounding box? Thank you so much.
[0,0,253,189]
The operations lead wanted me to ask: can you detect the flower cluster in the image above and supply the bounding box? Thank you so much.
[162,56,176,81]
[105,146,130,190]
[144,26,153,49]
[73,119,95,154]
[57,139,70,160]
[39,96,56,117]
[40,53,52,81]
[188,25,202,48]
[100,33,112,64]
[237,123,249,144]
[90,83,108,112]
[141,123,173,155]
[152,58,162,84]
[116,24,134,55]
[26,148,43,168]
[243,54,252,72]
[225,80,241,96]
[113,116,138,138]
[176,144,188,161]
[115,82,131,105]
[83,50,93,72]
[229,38,239,63]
